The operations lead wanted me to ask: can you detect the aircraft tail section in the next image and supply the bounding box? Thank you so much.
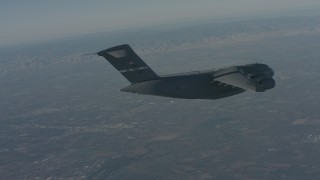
[98,44,159,83]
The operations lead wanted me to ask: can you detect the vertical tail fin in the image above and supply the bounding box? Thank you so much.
[97,44,159,83]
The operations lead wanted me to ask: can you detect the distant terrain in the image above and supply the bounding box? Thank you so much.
[1,15,320,179]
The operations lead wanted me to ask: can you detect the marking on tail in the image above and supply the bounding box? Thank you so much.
[97,44,159,83]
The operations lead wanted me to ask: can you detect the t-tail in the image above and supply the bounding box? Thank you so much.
[97,44,159,84]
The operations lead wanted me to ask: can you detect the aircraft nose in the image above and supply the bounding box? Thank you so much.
[256,78,275,92]
[259,78,275,89]
[268,67,274,77]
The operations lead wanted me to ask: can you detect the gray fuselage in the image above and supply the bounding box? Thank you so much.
[97,44,275,100]
[121,64,274,99]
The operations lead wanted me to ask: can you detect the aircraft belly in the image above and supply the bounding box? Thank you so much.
[121,75,245,99]
[121,76,210,99]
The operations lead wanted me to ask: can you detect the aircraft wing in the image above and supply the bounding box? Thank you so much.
[213,71,257,91]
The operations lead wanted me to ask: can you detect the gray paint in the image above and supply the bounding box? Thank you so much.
[98,44,275,99]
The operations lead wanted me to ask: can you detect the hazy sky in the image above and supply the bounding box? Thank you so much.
[1,0,320,47]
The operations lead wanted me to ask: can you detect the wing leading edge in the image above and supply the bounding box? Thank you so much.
[213,71,257,91]
[213,65,275,92]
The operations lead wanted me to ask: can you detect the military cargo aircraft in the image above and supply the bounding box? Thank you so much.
[97,44,275,99]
